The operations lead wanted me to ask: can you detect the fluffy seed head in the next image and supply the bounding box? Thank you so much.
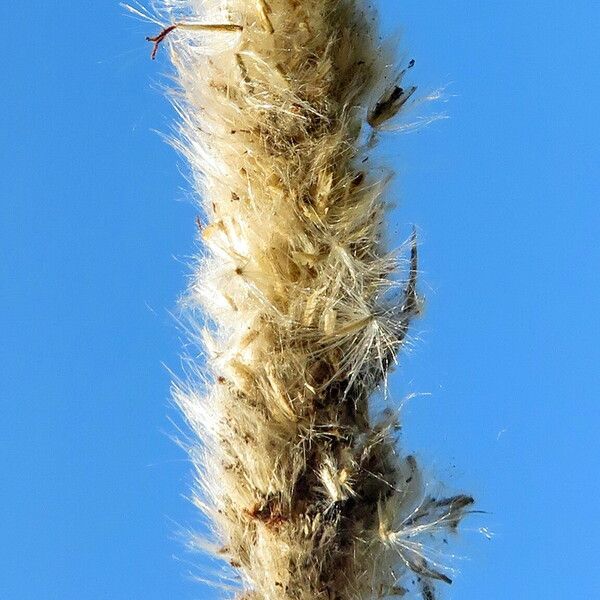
[139,0,474,598]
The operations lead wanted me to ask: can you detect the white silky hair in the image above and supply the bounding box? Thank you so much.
[137,0,473,598]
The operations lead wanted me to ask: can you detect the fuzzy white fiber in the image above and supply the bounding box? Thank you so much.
[138,1,473,598]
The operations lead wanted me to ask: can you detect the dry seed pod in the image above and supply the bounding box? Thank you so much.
[143,1,474,599]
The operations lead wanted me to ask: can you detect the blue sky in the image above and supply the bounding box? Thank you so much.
[2,1,598,598]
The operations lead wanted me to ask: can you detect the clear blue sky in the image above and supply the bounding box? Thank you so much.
[2,2,598,598]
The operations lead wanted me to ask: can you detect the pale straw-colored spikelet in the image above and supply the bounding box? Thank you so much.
[138,0,473,598]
